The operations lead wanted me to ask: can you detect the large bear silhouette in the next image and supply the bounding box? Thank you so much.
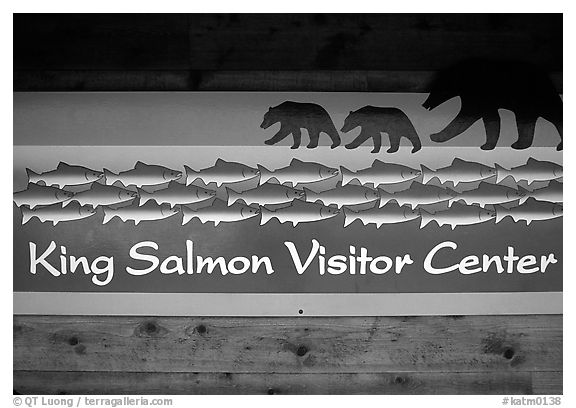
[342,106,422,153]
[260,101,341,149]
[423,60,563,151]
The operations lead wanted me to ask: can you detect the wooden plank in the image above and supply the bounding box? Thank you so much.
[13,14,191,70]
[13,315,562,373]
[14,370,548,395]
[185,14,562,70]
[532,371,563,395]
[12,70,564,92]
[14,14,562,72]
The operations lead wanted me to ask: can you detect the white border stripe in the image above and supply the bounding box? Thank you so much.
[13,292,562,316]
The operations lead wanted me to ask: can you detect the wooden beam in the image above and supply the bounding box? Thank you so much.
[13,70,564,92]
[14,315,562,374]
[14,370,561,395]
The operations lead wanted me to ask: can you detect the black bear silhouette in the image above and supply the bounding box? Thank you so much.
[260,101,341,149]
[342,106,422,153]
[423,60,563,151]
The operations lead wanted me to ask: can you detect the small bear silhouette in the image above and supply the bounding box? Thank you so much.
[260,101,341,149]
[342,106,422,153]
[423,60,563,151]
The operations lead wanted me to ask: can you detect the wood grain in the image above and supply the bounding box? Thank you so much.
[14,371,561,395]
[14,315,562,374]
[14,14,562,71]
[14,70,563,93]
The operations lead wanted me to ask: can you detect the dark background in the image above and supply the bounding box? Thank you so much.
[14,14,562,92]
[13,14,563,395]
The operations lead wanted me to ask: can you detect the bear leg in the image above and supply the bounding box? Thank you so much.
[511,113,537,150]
[548,113,563,151]
[264,125,292,146]
[325,125,342,149]
[306,128,320,149]
[408,133,422,153]
[430,104,481,143]
[387,133,399,153]
[556,126,563,151]
[481,111,500,150]
[345,129,373,150]
[291,128,302,149]
[371,133,382,153]
[396,116,422,153]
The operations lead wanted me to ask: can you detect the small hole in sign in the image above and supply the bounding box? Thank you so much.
[298,309,303,315]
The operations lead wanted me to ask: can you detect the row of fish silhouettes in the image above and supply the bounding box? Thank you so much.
[13,174,562,212]
[20,157,562,190]
[16,197,561,229]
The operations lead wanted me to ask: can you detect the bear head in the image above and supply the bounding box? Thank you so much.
[341,110,364,133]
[422,69,461,111]
[260,107,281,129]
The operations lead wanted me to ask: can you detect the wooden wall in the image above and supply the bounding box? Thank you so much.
[13,14,562,394]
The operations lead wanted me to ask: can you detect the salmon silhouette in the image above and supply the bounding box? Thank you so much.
[421,158,496,186]
[304,183,379,208]
[185,159,259,187]
[521,180,562,204]
[102,201,179,225]
[340,159,420,187]
[342,106,422,153]
[27,162,103,188]
[63,183,137,208]
[495,158,562,184]
[343,202,419,228]
[419,202,496,229]
[449,182,527,207]
[226,183,304,206]
[378,182,457,209]
[104,161,182,188]
[138,181,215,208]
[181,199,260,226]
[258,159,338,186]
[260,200,339,227]
[495,198,562,225]
[21,201,96,226]
[422,60,562,150]
[13,183,74,208]
[261,101,341,149]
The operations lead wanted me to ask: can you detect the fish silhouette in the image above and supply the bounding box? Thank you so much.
[258,159,339,186]
[260,200,340,227]
[104,161,182,188]
[495,158,562,184]
[226,183,304,206]
[21,201,96,225]
[495,198,562,225]
[340,159,420,186]
[181,199,260,226]
[63,183,137,208]
[422,158,496,186]
[13,183,74,208]
[27,162,103,188]
[449,182,527,207]
[102,201,179,225]
[304,183,379,208]
[520,180,562,204]
[343,202,419,228]
[378,182,457,209]
[419,202,496,229]
[138,181,215,208]
[184,159,259,188]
